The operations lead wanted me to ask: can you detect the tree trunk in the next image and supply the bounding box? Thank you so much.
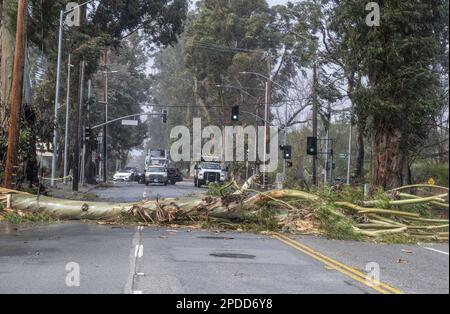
[370,127,404,190]
[354,125,365,183]
[1,0,14,132]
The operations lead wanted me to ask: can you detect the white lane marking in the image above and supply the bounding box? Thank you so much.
[124,227,142,294]
[135,245,144,258]
[136,273,145,276]
[133,290,143,294]
[423,247,449,256]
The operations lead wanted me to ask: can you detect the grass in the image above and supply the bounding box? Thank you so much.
[1,211,57,225]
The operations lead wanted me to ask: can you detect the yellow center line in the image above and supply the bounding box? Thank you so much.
[273,233,403,295]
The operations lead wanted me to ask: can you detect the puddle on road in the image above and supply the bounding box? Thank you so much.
[210,253,256,260]
[0,246,59,257]
[198,236,234,240]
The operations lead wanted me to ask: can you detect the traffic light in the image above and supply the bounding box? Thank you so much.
[307,137,318,156]
[162,110,168,123]
[84,127,91,142]
[231,106,239,122]
[282,145,292,160]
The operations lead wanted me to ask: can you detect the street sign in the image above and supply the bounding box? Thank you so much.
[428,178,436,186]
[121,120,139,126]
[339,154,348,160]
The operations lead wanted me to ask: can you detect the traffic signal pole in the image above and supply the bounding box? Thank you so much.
[102,50,109,183]
[312,63,318,186]
[72,60,85,192]
[3,0,27,189]
[63,54,73,184]
[263,55,272,189]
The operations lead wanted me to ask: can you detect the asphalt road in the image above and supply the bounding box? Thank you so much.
[92,181,202,203]
[0,222,448,294]
[1,183,448,294]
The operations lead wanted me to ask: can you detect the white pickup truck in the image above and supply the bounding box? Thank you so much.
[194,162,228,188]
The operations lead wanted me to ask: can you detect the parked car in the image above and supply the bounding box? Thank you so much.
[145,166,169,186]
[113,169,134,182]
[167,167,183,185]
[136,169,145,184]
[124,167,138,181]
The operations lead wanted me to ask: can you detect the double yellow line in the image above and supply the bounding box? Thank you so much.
[273,233,403,295]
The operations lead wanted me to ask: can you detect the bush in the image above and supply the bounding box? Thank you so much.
[412,162,449,187]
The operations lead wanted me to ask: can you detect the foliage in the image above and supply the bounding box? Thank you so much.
[326,0,449,188]
[2,0,189,182]
[316,201,362,241]
[207,182,233,197]
[412,162,449,187]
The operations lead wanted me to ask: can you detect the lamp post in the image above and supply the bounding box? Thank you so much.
[63,54,73,184]
[240,70,291,188]
[99,56,119,183]
[51,0,96,187]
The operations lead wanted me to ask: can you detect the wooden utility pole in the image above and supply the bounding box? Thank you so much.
[312,63,318,186]
[3,0,27,188]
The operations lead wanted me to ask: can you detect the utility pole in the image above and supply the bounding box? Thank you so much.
[102,50,109,183]
[50,10,64,187]
[81,79,91,185]
[262,54,272,189]
[63,54,73,184]
[324,103,331,185]
[312,63,318,186]
[347,119,353,185]
[3,0,27,189]
[72,60,85,192]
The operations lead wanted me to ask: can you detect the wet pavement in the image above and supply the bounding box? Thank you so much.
[0,222,448,294]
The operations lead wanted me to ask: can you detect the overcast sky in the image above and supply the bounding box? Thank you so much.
[267,0,291,6]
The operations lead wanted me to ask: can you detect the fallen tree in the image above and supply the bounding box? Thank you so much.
[1,181,448,242]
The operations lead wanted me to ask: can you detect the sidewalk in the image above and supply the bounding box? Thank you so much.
[46,183,99,201]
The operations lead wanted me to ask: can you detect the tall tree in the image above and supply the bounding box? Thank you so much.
[328,0,449,189]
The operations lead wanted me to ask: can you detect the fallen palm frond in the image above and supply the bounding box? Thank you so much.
[0,183,448,243]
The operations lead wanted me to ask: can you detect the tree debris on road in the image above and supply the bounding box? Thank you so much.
[1,183,448,243]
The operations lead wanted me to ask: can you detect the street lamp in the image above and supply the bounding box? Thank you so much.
[99,67,119,183]
[240,71,291,187]
[51,0,96,187]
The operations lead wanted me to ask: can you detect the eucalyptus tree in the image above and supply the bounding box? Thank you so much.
[326,0,449,189]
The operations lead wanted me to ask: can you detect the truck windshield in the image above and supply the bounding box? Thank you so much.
[201,163,221,170]
[147,167,166,173]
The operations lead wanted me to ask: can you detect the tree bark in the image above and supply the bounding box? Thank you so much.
[1,0,14,132]
[354,125,365,183]
[370,127,404,190]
